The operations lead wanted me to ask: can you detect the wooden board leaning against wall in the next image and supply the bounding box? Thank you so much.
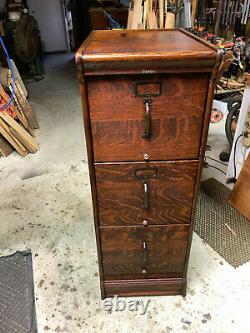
[127,0,198,29]
[0,76,39,157]
[229,153,250,220]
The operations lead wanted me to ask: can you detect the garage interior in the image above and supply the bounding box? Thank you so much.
[0,1,250,333]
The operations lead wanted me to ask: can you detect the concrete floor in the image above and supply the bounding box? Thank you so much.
[0,53,250,333]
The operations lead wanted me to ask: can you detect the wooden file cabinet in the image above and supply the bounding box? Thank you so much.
[76,29,221,298]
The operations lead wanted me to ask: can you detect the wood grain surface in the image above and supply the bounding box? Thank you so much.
[101,224,189,279]
[95,161,198,226]
[104,277,184,297]
[87,73,209,162]
[81,29,216,56]
[76,30,222,298]
[76,30,217,75]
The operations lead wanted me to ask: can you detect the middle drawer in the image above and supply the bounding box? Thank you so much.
[95,160,198,226]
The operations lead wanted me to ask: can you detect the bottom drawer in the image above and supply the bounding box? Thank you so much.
[100,225,190,280]
[104,277,185,298]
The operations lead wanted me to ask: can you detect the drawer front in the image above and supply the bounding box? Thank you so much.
[96,161,198,226]
[101,225,189,280]
[87,73,209,162]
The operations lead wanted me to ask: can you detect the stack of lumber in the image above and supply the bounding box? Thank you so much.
[219,78,245,90]
[0,81,39,157]
[127,0,197,29]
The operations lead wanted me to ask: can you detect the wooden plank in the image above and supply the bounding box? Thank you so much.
[215,57,234,85]
[14,81,39,130]
[127,10,133,29]
[11,60,28,97]
[8,83,34,135]
[191,0,198,28]
[9,127,37,154]
[138,22,145,29]
[229,154,250,220]
[0,134,14,157]
[0,83,32,135]
[159,0,164,28]
[0,110,38,153]
[148,10,158,28]
[0,117,27,151]
[149,0,153,11]
[0,118,27,156]
[143,0,150,27]
[0,83,16,114]
[131,0,142,29]
[1,61,28,97]
[165,12,175,28]
[138,4,143,26]
[213,0,223,42]
[139,1,146,29]
[127,0,134,29]
[14,95,33,135]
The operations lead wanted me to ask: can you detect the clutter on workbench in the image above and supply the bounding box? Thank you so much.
[126,0,250,33]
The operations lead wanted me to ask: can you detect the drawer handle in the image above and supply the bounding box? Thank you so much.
[143,181,149,209]
[142,240,148,270]
[142,98,151,139]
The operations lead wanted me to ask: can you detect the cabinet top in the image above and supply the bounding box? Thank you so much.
[76,29,220,76]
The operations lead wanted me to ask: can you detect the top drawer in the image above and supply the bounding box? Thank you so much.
[87,73,209,162]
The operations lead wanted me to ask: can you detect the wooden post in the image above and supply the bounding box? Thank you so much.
[213,0,224,44]
[191,0,198,28]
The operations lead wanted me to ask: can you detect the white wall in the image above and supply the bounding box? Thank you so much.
[27,0,69,52]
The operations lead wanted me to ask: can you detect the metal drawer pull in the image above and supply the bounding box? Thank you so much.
[143,181,149,209]
[134,167,157,209]
[142,240,147,264]
[142,98,151,139]
[142,241,147,274]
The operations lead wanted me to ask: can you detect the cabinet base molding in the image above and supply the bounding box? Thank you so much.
[103,278,186,298]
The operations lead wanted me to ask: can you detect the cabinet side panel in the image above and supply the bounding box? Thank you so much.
[182,50,223,295]
[79,78,105,299]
